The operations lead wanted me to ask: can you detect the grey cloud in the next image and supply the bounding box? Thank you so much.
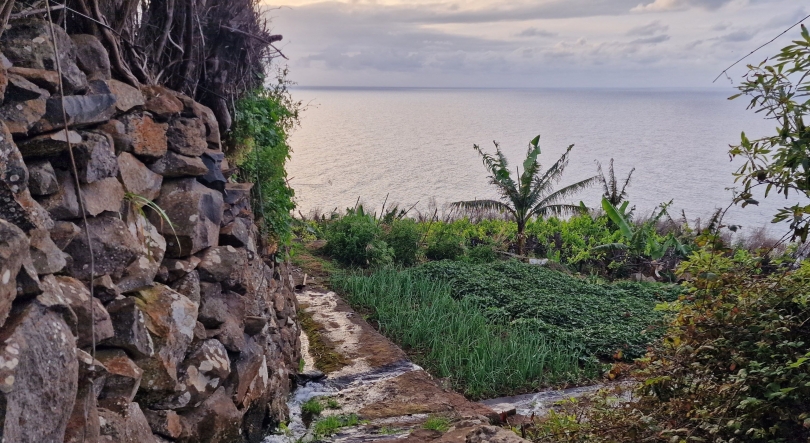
[516,27,557,38]
[718,30,757,43]
[626,21,669,36]
[629,34,671,45]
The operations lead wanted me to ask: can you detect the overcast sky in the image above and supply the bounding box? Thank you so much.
[266,0,808,88]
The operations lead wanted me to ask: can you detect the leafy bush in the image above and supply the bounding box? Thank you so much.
[463,244,498,264]
[382,218,421,266]
[322,207,393,267]
[425,225,465,260]
[520,249,810,443]
[229,72,301,244]
[332,267,595,399]
[416,260,682,359]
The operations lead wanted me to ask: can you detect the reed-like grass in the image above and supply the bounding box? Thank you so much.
[332,268,597,399]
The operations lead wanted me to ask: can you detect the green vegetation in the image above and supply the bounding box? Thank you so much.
[229,71,301,244]
[730,24,810,242]
[312,414,362,439]
[422,416,451,432]
[332,267,598,399]
[322,206,393,267]
[416,260,681,360]
[451,136,598,255]
[325,398,340,410]
[301,397,324,417]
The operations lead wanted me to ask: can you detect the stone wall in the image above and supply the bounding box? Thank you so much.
[0,18,301,443]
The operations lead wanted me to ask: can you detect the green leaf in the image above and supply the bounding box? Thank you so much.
[601,197,633,240]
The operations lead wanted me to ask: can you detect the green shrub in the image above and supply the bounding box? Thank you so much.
[463,244,498,264]
[383,218,421,266]
[312,414,361,438]
[425,225,465,261]
[416,260,681,359]
[322,207,392,267]
[332,267,595,399]
[229,72,301,245]
[301,398,323,416]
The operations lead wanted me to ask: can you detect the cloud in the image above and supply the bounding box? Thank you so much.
[631,0,734,13]
[626,20,669,35]
[629,34,671,44]
[717,29,756,42]
[516,27,557,38]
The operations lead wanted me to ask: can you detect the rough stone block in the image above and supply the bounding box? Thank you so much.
[27,159,58,196]
[118,113,168,159]
[178,387,242,443]
[63,213,141,281]
[143,409,183,440]
[98,402,158,443]
[79,176,126,217]
[28,228,67,274]
[56,276,115,348]
[69,130,119,184]
[0,301,78,442]
[0,18,87,94]
[142,85,183,120]
[33,93,117,133]
[102,297,155,359]
[4,72,50,101]
[0,219,28,326]
[17,128,82,158]
[96,349,144,413]
[7,66,59,94]
[134,284,198,404]
[107,79,145,113]
[0,97,47,135]
[71,34,111,80]
[153,178,223,258]
[117,152,162,201]
[167,117,207,157]
[148,151,208,177]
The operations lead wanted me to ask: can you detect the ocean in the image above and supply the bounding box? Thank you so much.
[287,87,798,235]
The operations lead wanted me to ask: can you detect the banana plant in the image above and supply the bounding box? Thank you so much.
[594,197,688,260]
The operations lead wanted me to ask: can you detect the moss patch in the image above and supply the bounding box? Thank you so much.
[299,306,349,374]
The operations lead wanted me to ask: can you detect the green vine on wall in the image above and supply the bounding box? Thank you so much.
[228,68,302,246]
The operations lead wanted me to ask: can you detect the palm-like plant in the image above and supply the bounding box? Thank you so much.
[596,158,634,206]
[452,135,599,255]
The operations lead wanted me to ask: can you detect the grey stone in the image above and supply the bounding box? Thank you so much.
[16,129,82,158]
[178,387,243,443]
[163,256,201,281]
[63,213,141,281]
[38,169,79,220]
[69,130,119,184]
[0,300,79,442]
[117,152,163,201]
[79,177,126,217]
[148,151,208,177]
[134,284,198,406]
[0,219,28,326]
[199,150,227,193]
[196,245,246,283]
[33,93,117,133]
[56,275,115,348]
[167,117,207,156]
[27,160,58,196]
[92,274,121,304]
[28,228,67,274]
[50,220,81,250]
[170,269,200,304]
[71,34,111,80]
[0,97,47,135]
[117,208,166,293]
[103,297,155,359]
[4,73,50,102]
[177,339,231,406]
[7,66,60,94]
[98,403,158,443]
[96,349,144,413]
[143,409,183,440]
[153,178,223,258]
[141,85,183,120]
[64,350,106,443]
[219,218,251,248]
[108,79,145,113]
[117,113,169,159]
[0,19,88,94]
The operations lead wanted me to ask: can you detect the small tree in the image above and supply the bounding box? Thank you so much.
[730,24,810,242]
[452,136,598,255]
[596,158,634,206]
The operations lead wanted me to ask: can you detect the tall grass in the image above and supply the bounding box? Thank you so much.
[332,268,597,399]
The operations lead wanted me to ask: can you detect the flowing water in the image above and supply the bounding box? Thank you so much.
[288,87,805,234]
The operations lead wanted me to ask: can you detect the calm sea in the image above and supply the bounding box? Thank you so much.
[287,87,799,234]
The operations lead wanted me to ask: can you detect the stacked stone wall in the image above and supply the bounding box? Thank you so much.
[0,18,301,443]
